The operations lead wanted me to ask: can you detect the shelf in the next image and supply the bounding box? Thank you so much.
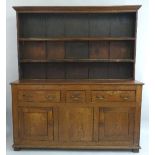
[12,79,143,84]
[17,8,137,81]
[20,59,135,63]
[12,79,142,85]
[19,37,135,42]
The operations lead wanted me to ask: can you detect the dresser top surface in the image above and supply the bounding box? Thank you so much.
[11,79,144,85]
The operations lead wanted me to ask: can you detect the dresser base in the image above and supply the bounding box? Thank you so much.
[11,80,143,153]
[13,144,140,152]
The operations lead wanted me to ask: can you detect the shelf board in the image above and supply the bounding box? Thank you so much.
[19,37,135,41]
[12,79,143,85]
[20,59,135,63]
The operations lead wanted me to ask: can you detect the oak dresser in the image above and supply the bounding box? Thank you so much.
[11,6,143,152]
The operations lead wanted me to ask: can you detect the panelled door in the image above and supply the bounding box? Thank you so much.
[18,107,54,142]
[98,107,135,144]
[58,107,94,143]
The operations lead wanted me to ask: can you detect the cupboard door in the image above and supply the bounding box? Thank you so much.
[59,107,93,142]
[98,107,134,143]
[18,108,53,142]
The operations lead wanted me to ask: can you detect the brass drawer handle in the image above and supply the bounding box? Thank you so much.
[96,96,105,100]
[123,97,129,100]
[73,97,80,100]
[120,95,129,100]
[71,96,80,100]
[71,95,81,100]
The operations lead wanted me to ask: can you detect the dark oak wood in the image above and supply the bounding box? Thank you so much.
[13,147,21,151]
[20,59,135,63]
[12,6,143,152]
[17,10,137,80]
[89,41,109,59]
[46,42,65,59]
[13,6,141,13]
[20,41,46,60]
[65,42,89,59]
[11,79,144,85]
[132,149,140,153]
[19,37,135,41]
[109,41,134,59]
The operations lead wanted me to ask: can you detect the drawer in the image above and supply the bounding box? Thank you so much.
[18,90,61,102]
[66,91,86,103]
[92,91,135,102]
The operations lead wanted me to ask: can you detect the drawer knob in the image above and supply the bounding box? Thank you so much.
[96,96,105,100]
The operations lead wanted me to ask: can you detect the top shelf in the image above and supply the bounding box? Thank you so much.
[19,37,135,41]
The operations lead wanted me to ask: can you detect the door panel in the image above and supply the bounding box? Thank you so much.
[99,107,135,143]
[18,108,53,141]
[59,107,93,142]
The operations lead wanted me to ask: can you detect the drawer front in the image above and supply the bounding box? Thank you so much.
[92,91,135,102]
[66,91,86,103]
[18,90,61,103]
